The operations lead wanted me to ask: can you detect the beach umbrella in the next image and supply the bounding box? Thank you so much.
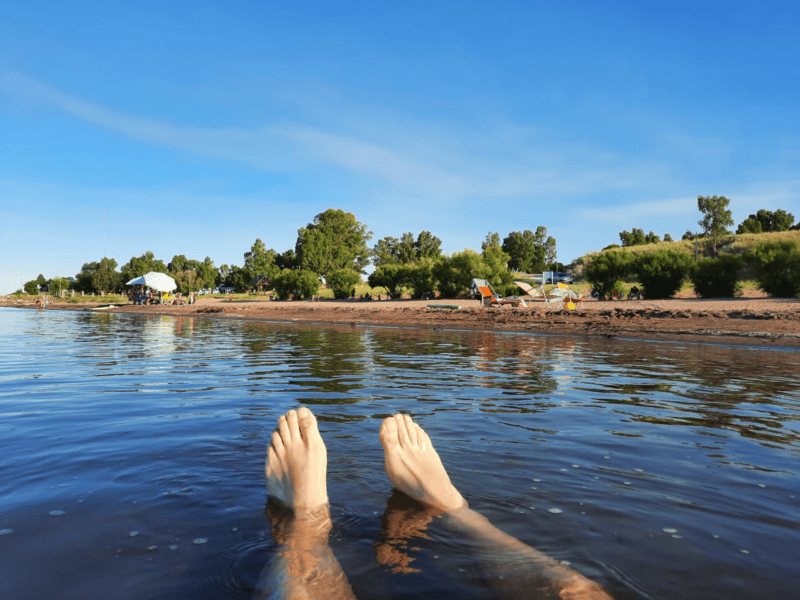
[126,271,177,292]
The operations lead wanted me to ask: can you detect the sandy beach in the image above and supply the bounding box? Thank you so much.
[5,292,800,347]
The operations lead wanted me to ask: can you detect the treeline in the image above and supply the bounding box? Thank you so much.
[614,196,797,251]
[585,241,800,300]
[22,208,560,300]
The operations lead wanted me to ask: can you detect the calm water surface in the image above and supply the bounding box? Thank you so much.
[1,307,799,599]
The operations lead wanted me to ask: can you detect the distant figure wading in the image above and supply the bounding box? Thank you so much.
[258,408,612,600]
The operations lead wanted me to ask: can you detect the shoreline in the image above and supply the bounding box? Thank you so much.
[3,294,800,348]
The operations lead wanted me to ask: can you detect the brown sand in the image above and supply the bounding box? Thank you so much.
[5,291,800,347]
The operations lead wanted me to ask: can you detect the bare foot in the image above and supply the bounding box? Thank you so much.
[265,407,328,513]
[379,414,466,513]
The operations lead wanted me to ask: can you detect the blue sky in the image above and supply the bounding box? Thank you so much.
[2,0,798,294]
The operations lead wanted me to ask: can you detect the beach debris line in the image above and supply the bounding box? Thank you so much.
[427,304,462,310]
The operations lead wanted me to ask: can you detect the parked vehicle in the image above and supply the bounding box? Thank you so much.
[545,272,574,284]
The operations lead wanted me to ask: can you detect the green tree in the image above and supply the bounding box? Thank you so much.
[619,228,646,247]
[645,231,661,244]
[481,232,501,251]
[682,230,698,241]
[663,233,674,242]
[296,209,372,279]
[689,255,742,298]
[218,264,250,293]
[325,268,361,300]
[433,250,484,298]
[371,230,442,268]
[481,244,514,296]
[275,249,298,271]
[737,209,795,234]
[743,241,800,297]
[121,252,168,281]
[368,264,409,299]
[631,250,693,299]
[415,231,442,261]
[584,251,633,299]
[502,228,548,274]
[92,257,122,293]
[697,195,734,255]
[406,260,436,298]
[48,277,71,296]
[272,269,321,300]
[243,239,278,285]
[24,280,39,295]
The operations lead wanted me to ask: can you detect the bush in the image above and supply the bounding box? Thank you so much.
[632,250,693,299]
[326,268,361,300]
[272,269,321,300]
[584,251,633,298]
[690,255,742,298]
[367,264,408,299]
[406,261,436,298]
[743,241,800,297]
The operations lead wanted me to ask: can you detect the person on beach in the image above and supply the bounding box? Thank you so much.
[259,408,612,600]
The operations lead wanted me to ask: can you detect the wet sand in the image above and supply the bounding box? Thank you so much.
[5,292,800,347]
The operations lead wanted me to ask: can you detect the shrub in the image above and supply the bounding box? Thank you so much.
[406,260,436,298]
[433,251,482,298]
[367,264,408,299]
[584,251,633,298]
[632,250,693,299]
[690,255,742,298]
[326,268,361,300]
[743,241,800,297]
[273,269,321,300]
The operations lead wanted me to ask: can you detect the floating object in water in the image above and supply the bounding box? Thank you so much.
[193,538,208,545]
[48,510,65,516]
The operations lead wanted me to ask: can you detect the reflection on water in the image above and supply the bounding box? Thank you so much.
[1,307,799,600]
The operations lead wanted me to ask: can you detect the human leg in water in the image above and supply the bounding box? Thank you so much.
[379,414,613,600]
[257,407,356,600]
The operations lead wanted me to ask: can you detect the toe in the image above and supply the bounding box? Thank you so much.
[380,416,400,448]
[395,414,412,447]
[402,414,419,446]
[285,409,300,441]
[278,414,292,444]
[297,406,318,441]
[270,429,285,452]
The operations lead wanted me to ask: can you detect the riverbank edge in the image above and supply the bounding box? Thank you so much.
[4,296,800,348]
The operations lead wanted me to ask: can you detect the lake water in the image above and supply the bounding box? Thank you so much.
[1,307,799,599]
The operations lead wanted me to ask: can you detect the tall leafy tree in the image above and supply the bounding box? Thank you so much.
[619,228,646,246]
[121,251,167,282]
[243,239,278,285]
[415,231,442,261]
[92,257,122,292]
[296,209,372,279]
[697,195,733,255]
[481,232,501,251]
[502,228,550,273]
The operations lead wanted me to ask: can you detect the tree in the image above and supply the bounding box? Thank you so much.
[481,244,515,296]
[502,228,548,274]
[481,232,501,251]
[296,209,372,279]
[689,255,742,298]
[682,230,698,241]
[644,231,661,244]
[372,230,442,268]
[631,250,693,299]
[737,209,795,234]
[275,249,298,271]
[743,241,800,297]
[663,233,674,242]
[415,231,442,261]
[368,264,410,299]
[243,239,278,285]
[48,277,71,296]
[584,252,633,299]
[619,228,646,247]
[218,264,250,292]
[23,280,39,295]
[406,260,436,298]
[433,250,484,298]
[272,269,321,300]
[697,195,733,255]
[92,257,122,292]
[326,268,361,300]
[121,252,167,281]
